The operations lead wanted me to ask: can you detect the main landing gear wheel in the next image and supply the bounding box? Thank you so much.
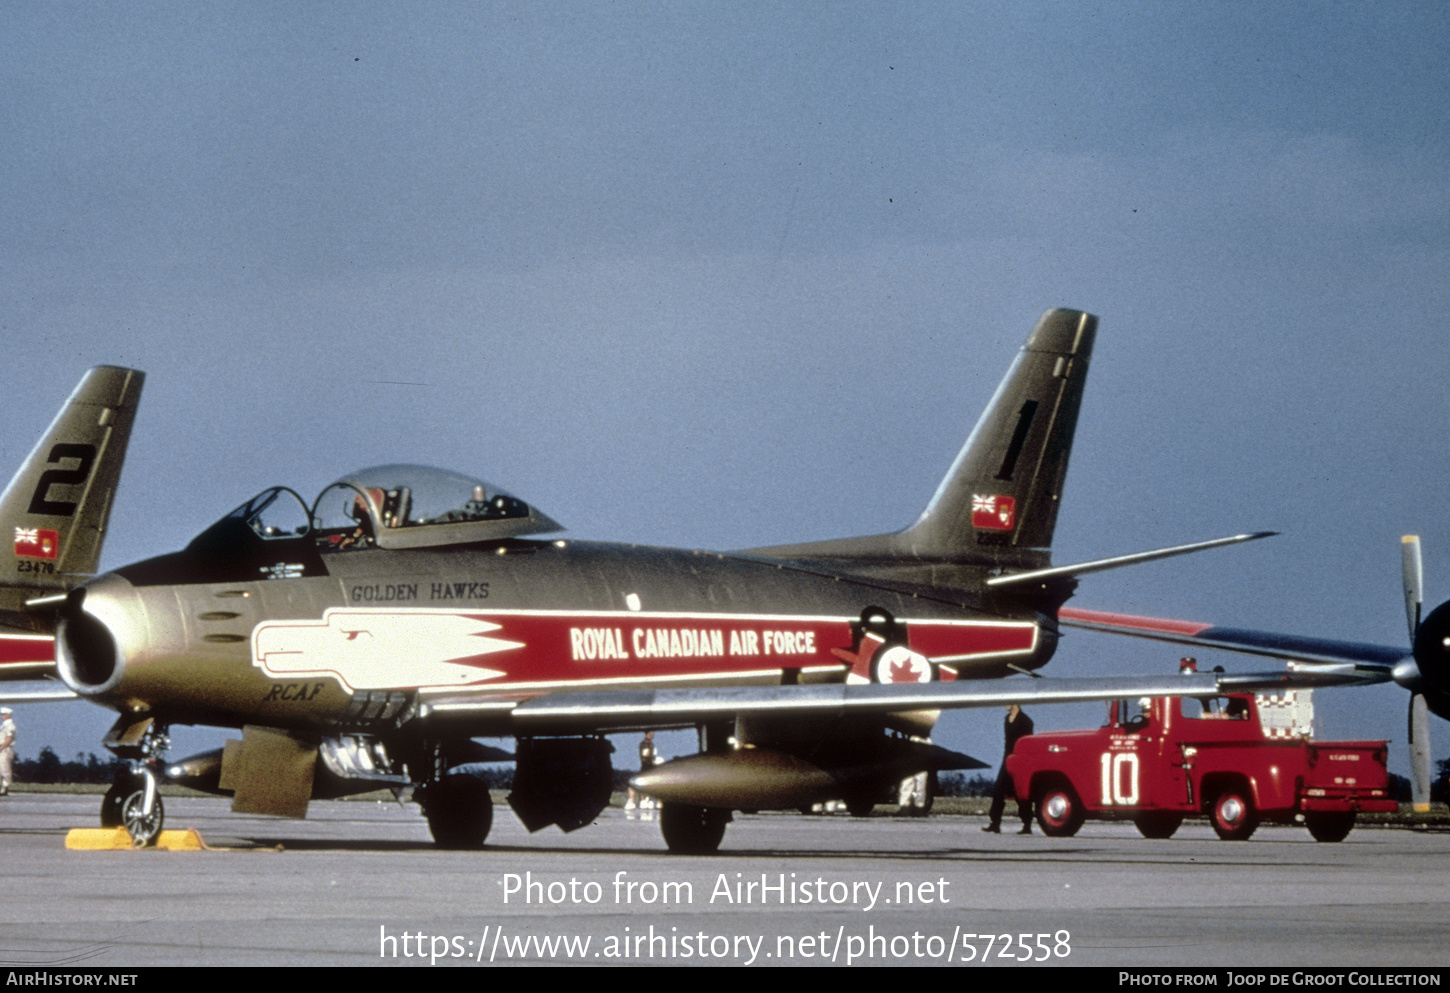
[420,776,494,849]
[1304,811,1355,843]
[660,803,729,854]
[1133,812,1183,840]
[897,770,936,817]
[1035,784,1085,838]
[1210,789,1258,841]
[102,776,163,847]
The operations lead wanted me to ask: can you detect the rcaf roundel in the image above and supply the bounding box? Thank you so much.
[872,644,933,684]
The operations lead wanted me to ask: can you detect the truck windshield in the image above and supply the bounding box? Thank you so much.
[1185,697,1250,720]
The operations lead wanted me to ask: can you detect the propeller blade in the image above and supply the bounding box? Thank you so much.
[1403,535,1423,642]
[1409,692,1432,813]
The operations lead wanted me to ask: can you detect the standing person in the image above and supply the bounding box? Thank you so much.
[626,731,657,818]
[983,704,1034,834]
[0,707,15,796]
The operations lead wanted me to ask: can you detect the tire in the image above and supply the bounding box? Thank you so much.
[121,792,164,847]
[420,776,494,849]
[1210,789,1258,841]
[660,803,729,854]
[906,774,936,817]
[100,779,130,828]
[102,775,163,847]
[1134,812,1183,839]
[1035,783,1085,838]
[845,795,874,818]
[1304,811,1355,843]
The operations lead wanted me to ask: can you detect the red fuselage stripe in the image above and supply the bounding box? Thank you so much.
[251,608,1039,691]
[0,634,55,666]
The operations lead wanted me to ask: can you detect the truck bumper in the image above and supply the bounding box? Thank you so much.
[1300,796,1398,813]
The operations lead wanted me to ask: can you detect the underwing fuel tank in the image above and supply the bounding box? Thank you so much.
[631,742,982,810]
[634,751,837,809]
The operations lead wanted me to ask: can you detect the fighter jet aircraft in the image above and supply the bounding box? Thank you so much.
[0,366,144,694]
[37,310,1378,852]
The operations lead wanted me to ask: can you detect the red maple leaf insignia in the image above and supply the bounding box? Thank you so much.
[875,645,931,684]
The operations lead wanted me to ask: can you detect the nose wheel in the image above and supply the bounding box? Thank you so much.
[100,722,171,848]
[101,771,165,847]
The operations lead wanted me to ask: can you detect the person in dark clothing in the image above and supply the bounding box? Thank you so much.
[626,731,657,817]
[983,704,1034,834]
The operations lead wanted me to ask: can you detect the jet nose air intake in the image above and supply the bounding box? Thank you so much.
[55,575,142,696]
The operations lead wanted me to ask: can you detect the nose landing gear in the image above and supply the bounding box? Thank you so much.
[101,720,169,847]
[101,769,164,847]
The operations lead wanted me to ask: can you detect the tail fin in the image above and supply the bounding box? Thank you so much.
[0,367,144,611]
[897,307,1096,569]
[749,309,1095,581]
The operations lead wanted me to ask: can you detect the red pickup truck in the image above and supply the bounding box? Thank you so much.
[1005,684,1397,842]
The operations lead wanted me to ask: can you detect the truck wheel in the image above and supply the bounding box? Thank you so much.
[1210,789,1258,841]
[1036,784,1085,837]
[1304,811,1355,843]
[1134,812,1183,839]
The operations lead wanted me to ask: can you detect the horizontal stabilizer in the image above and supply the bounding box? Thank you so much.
[1059,607,1408,671]
[987,532,1277,591]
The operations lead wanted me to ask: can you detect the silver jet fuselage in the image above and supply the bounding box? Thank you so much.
[57,516,1052,738]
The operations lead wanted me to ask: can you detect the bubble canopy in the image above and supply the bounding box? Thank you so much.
[219,464,564,553]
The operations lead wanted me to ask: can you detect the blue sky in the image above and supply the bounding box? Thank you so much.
[4,2,1448,773]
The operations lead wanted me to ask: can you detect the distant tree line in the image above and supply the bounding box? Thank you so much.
[1435,760,1450,804]
[936,772,995,797]
[14,748,121,784]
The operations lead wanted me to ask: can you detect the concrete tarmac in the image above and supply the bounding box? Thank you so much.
[0,793,1446,968]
